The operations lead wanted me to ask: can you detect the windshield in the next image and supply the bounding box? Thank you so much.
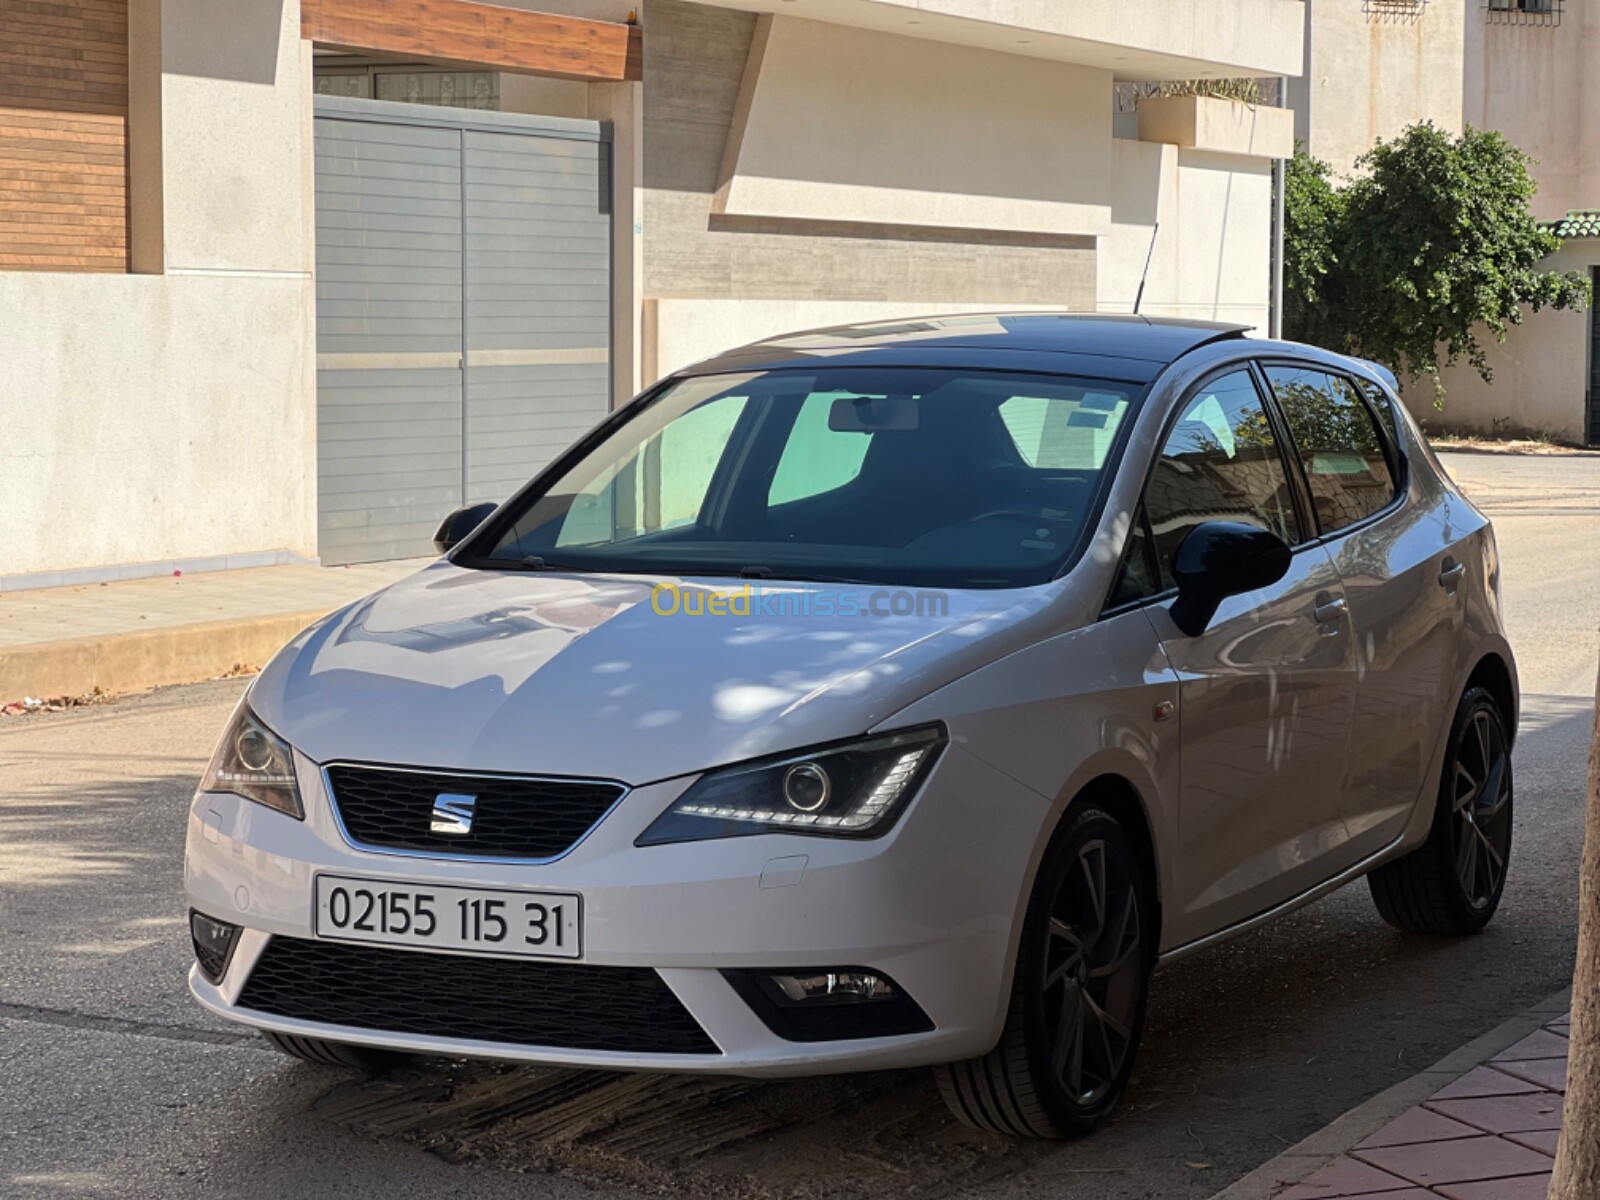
[461,367,1143,589]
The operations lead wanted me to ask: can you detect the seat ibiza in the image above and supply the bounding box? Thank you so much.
[186,315,1516,1138]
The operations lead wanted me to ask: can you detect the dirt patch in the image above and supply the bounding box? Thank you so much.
[1426,435,1600,456]
[1,665,258,718]
[313,1059,1043,1198]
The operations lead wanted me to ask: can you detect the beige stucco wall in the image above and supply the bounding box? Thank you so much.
[0,0,317,582]
[1292,0,1464,175]
[1465,5,1600,221]
[1098,136,1275,332]
[646,299,1066,380]
[715,15,1114,237]
[1419,241,1594,443]
[640,0,1099,383]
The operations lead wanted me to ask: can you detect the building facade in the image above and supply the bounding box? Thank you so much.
[1292,0,1599,444]
[0,0,1303,582]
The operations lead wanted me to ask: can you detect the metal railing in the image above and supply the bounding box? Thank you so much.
[1363,0,1429,22]
[1484,0,1563,26]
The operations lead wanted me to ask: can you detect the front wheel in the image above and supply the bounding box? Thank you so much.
[1368,686,1513,936]
[935,803,1153,1138]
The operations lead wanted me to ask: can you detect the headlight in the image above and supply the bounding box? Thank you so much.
[200,699,304,819]
[636,725,945,846]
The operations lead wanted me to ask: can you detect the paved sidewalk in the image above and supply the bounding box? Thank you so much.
[1216,993,1572,1200]
[0,559,428,702]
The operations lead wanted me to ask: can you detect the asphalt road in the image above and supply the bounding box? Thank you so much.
[1,451,1596,1200]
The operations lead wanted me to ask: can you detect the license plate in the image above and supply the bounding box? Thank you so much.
[313,875,581,960]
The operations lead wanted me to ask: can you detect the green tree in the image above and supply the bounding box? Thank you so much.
[1284,123,1591,403]
[1283,150,1346,354]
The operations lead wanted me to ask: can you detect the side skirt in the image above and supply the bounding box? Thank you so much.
[1155,835,1408,967]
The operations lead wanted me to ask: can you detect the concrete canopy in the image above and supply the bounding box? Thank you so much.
[685,0,1306,81]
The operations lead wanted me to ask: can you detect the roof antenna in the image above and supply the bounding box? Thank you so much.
[1133,221,1160,316]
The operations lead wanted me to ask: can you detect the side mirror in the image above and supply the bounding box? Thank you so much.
[1168,521,1292,637]
[432,502,498,555]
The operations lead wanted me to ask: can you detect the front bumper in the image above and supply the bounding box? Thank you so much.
[184,743,1052,1077]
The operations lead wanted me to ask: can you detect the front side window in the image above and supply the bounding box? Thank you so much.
[1140,370,1302,590]
[463,368,1143,589]
[1265,365,1399,536]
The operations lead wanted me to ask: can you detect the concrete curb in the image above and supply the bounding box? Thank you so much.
[1208,987,1573,1200]
[0,609,328,703]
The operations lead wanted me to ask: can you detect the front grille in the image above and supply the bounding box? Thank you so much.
[238,936,719,1055]
[325,764,625,860]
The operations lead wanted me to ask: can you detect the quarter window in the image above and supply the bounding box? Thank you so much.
[1356,378,1403,449]
[1139,370,1302,591]
[1264,365,1399,535]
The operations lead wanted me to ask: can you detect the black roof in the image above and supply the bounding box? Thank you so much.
[681,312,1251,384]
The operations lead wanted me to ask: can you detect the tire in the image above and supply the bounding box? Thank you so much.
[259,1029,414,1072]
[935,803,1154,1139]
[1368,686,1513,936]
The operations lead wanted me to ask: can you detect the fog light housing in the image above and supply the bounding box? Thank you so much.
[723,967,933,1042]
[190,910,241,984]
[770,971,893,1004]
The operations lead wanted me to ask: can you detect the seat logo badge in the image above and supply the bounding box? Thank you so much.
[431,793,477,835]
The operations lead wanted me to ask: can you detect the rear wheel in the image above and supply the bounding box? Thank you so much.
[1368,686,1513,935]
[935,803,1153,1138]
[260,1029,414,1072]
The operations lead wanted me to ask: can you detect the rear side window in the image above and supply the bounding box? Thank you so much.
[1264,365,1399,535]
[1139,370,1302,590]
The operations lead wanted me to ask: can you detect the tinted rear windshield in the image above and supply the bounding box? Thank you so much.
[460,367,1145,589]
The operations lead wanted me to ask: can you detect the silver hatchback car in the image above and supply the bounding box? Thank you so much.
[187,315,1516,1139]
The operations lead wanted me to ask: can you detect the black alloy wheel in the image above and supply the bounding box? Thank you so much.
[936,803,1153,1138]
[1449,703,1513,911]
[1369,686,1514,936]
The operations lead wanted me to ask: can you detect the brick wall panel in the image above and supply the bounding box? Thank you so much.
[0,0,129,272]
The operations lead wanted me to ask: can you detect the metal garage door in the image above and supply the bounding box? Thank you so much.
[313,96,612,565]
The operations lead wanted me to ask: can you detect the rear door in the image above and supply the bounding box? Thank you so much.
[1261,364,1462,853]
[1121,368,1360,946]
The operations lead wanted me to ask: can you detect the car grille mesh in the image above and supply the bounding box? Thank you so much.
[238,936,720,1055]
[325,764,625,860]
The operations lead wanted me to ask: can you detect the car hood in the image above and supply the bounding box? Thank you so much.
[248,562,1069,784]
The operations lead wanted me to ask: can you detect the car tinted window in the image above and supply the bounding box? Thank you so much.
[998,391,1129,470]
[768,391,873,506]
[473,368,1142,589]
[1356,378,1402,449]
[1265,365,1399,535]
[555,393,748,547]
[1143,370,1302,589]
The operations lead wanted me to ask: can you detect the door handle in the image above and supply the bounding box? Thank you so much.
[1313,596,1348,625]
[1439,559,1466,591]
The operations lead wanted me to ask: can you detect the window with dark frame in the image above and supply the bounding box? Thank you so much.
[1110,370,1303,604]
[1263,366,1400,537]
[1485,0,1562,26]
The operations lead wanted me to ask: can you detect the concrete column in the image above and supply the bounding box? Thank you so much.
[127,0,164,274]
[590,78,645,405]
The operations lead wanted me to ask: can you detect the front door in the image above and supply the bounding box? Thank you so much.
[1128,368,1359,947]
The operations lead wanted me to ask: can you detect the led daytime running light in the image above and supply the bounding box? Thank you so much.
[674,748,927,828]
